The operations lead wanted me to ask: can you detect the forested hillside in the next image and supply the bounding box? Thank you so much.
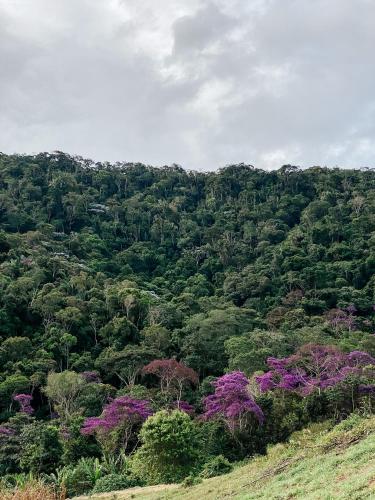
[0,152,374,497]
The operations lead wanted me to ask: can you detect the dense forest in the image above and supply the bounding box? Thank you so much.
[0,152,374,497]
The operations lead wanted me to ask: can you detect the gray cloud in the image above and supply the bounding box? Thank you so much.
[0,0,374,170]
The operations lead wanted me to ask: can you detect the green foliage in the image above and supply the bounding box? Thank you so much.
[43,371,86,421]
[58,457,104,497]
[60,416,101,465]
[0,414,32,475]
[182,307,260,375]
[19,422,62,474]
[0,375,29,408]
[151,416,375,499]
[225,329,292,375]
[180,475,203,487]
[199,455,233,478]
[92,473,135,493]
[0,154,374,489]
[132,410,202,484]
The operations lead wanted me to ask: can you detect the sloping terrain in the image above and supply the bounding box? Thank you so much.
[75,416,375,500]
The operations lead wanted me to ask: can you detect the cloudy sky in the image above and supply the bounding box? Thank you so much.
[0,0,374,170]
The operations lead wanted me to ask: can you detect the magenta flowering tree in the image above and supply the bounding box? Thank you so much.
[203,371,264,433]
[81,396,152,455]
[13,394,34,415]
[256,344,375,397]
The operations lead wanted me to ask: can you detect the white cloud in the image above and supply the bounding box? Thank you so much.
[0,0,374,170]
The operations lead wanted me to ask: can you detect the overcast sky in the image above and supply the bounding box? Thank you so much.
[1,0,374,171]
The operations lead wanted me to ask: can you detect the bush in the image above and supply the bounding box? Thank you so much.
[59,457,104,497]
[132,410,202,484]
[92,473,133,493]
[200,455,233,478]
[181,475,202,487]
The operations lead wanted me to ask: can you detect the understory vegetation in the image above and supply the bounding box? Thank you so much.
[0,152,374,497]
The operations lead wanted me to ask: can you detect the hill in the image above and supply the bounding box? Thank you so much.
[74,415,375,500]
[0,152,374,497]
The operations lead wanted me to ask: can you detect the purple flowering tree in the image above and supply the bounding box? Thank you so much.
[13,394,34,415]
[203,371,264,433]
[256,344,375,397]
[172,400,195,415]
[81,396,152,455]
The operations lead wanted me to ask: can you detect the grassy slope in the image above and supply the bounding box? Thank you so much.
[75,416,375,500]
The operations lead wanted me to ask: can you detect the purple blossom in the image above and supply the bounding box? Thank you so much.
[174,400,195,415]
[278,373,302,390]
[81,397,152,434]
[81,417,104,435]
[203,371,264,432]
[266,357,290,371]
[13,394,33,415]
[81,396,152,452]
[256,371,276,392]
[0,426,15,436]
[256,344,375,397]
[358,384,375,395]
[347,351,375,367]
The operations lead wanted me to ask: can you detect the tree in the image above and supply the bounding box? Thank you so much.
[58,332,78,370]
[0,337,33,363]
[13,394,34,415]
[0,413,32,474]
[19,421,63,474]
[141,325,172,354]
[131,410,201,484]
[142,359,198,404]
[99,316,138,349]
[96,345,158,387]
[181,307,260,375]
[256,344,375,397]
[224,329,291,375]
[203,372,264,433]
[44,371,86,421]
[81,396,152,456]
[0,375,30,411]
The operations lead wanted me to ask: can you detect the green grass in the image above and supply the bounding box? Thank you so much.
[73,415,375,500]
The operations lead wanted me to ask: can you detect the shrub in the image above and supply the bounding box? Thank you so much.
[59,457,104,497]
[132,410,202,484]
[200,455,233,478]
[181,475,203,487]
[92,473,133,493]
